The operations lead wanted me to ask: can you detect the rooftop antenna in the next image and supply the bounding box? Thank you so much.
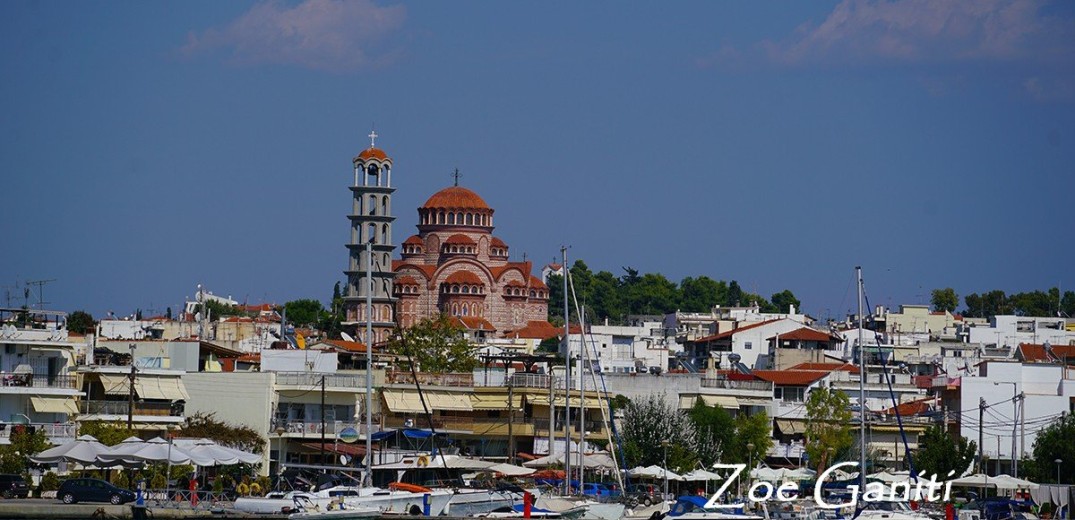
[25,279,56,309]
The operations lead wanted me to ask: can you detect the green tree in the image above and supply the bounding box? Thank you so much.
[67,310,96,334]
[387,315,477,372]
[680,277,728,313]
[589,271,624,324]
[620,394,698,472]
[688,400,735,467]
[283,299,324,328]
[78,422,133,446]
[726,411,772,467]
[182,412,265,455]
[547,273,565,321]
[726,281,744,307]
[804,388,853,472]
[1028,412,1075,484]
[931,288,959,313]
[202,299,246,319]
[0,426,50,474]
[915,424,976,478]
[770,290,802,314]
[625,274,679,316]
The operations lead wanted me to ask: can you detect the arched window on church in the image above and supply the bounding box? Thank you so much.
[367,223,376,244]
[464,213,472,225]
[461,305,468,316]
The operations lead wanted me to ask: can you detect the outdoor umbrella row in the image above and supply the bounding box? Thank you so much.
[30,435,260,467]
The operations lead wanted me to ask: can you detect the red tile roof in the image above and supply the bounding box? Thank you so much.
[490,237,507,247]
[444,234,476,245]
[403,235,423,245]
[237,353,261,363]
[395,275,420,286]
[881,397,934,416]
[695,320,781,342]
[529,276,548,290]
[393,262,436,279]
[241,303,276,313]
[356,147,389,161]
[421,186,490,210]
[787,362,859,374]
[768,327,840,342]
[1017,343,1075,363]
[751,370,829,386]
[506,320,560,340]
[445,271,484,285]
[454,316,496,331]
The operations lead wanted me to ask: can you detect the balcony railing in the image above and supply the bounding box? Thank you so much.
[80,401,182,417]
[386,371,474,388]
[275,372,365,389]
[506,373,551,389]
[270,420,380,436]
[0,374,78,390]
[700,378,774,391]
[0,423,77,444]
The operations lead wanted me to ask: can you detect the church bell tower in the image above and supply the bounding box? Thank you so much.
[343,131,397,345]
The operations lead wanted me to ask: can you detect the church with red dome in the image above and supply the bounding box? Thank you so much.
[342,135,549,343]
[393,183,550,333]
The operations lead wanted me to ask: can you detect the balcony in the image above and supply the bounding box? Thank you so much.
[700,378,773,392]
[80,400,182,417]
[0,423,77,445]
[386,371,474,388]
[0,374,78,391]
[505,373,551,389]
[270,419,380,437]
[275,372,367,390]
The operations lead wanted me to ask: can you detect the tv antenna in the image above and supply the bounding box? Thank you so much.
[25,279,56,309]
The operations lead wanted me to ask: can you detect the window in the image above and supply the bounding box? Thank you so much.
[744,341,753,350]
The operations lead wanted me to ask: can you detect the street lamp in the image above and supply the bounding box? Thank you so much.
[745,442,755,499]
[1057,459,1063,484]
[661,440,671,502]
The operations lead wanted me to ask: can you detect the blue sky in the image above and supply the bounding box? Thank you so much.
[2,0,1073,321]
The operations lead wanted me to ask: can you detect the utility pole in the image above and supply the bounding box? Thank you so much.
[507,377,515,465]
[978,397,985,473]
[856,267,865,493]
[128,344,137,430]
[561,245,570,495]
[1019,392,1025,476]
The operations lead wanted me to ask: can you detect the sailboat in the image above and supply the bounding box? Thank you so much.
[533,249,627,520]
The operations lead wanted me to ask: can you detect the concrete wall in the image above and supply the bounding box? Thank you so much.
[184,371,274,471]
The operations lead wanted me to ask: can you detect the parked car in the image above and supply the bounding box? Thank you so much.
[57,478,136,505]
[627,483,659,506]
[579,483,612,499]
[0,474,29,499]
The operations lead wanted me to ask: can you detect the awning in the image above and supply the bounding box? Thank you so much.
[776,419,806,435]
[470,393,523,410]
[31,397,79,414]
[426,391,472,412]
[382,389,427,413]
[98,374,130,395]
[134,378,190,401]
[527,395,605,409]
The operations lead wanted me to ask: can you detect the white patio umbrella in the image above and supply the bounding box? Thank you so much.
[128,437,214,466]
[992,474,1039,490]
[750,466,784,480]
[171,438,261,465]
[629,465,683,481]
[948,473,997,488]
[486,462,536,476]
[523,451,617,469]
[95,436,149,466]
[681,469,722,481]
[30,435,111,465]
[784,467,817,481]
[867,470,909,483]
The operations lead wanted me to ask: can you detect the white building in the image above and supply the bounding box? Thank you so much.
[956,360,1075,475]
[561,319,674,374]
[967,315,1075,349]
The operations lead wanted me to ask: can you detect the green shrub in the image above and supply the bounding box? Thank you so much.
[255,476,271,496]
[150,473,166,490]
[40,472,60,492]
[110,471,129,488]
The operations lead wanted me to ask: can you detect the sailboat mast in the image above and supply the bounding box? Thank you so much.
[856,266,865,493]
[562,246,571,495]
[364,239,374,486]
[579,305,586,492]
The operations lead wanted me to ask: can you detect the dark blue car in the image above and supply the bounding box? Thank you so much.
[57,478,136,505]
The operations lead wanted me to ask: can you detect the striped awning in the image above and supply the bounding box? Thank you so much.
[382,389,427,413]
[679,395,739,409]
[470,393,523,410]
[98,374,130,395]
[527,395,605,409]
[134,377,190,401]
[426,391,472,412]
[31,397,79,414]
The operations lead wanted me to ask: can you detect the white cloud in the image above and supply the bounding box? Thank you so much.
[765,0,1069,66]
[183,0,406,71]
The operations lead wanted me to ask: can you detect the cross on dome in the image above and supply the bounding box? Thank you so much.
[453,168,461,187]
[368,130,378,148]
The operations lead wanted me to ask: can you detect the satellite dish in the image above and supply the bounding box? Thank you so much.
[340,455,350,465]
[728,353,742,363]
[341,332,356,342]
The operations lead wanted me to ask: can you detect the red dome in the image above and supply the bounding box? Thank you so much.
[421,186,490,210]
[444,234,476,246]
[355,147,389,162]
[403,235,424,245]
[445,271,484,285]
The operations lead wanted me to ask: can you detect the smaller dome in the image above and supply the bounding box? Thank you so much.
[403,235,424,246]
[422,186,490,211]
[355,147,390,162]
[490,237,508,248]
[529,276,548,290]
[395,275,420,286]
[444,234,476,246]
[445,271,483,285]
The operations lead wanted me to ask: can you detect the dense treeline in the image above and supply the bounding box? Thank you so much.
[934,287,1075,319]
[547,260,801,325]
